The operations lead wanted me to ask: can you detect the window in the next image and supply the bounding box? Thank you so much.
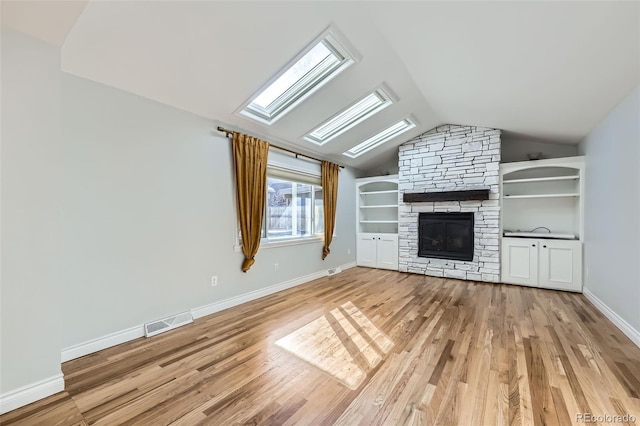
[234,160,326,249]
[264,177,324,241]
[304,88,394,145]
[239,29,355,125]
[343,118,416,158]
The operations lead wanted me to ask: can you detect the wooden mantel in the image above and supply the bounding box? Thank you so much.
[403,189,490,203]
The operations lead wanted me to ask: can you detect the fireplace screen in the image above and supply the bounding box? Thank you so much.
[418,212,474,261]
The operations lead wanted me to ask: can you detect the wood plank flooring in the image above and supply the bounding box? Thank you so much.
[2,267,639,425]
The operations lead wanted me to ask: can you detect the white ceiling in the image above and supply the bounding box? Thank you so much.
[3,1,639,171]
[1,0,87,46]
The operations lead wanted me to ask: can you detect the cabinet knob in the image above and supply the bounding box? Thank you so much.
[532,244,536,247]
[543,245,547,248]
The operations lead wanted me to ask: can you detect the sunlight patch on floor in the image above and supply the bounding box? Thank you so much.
[275,301,393,390]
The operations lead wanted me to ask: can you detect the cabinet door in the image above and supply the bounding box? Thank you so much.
[357,234,377,268]
[376,234,398,270]
[501,238,538,286]
[539,240,582,291]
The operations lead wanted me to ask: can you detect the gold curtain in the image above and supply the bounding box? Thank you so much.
[232,132,269,272]
[321,161,340,260]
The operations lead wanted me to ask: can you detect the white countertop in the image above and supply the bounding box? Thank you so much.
[503,231,577,240]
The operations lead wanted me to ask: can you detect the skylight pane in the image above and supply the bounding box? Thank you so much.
[252,43,334,109]
[344,118,416,158]
[314,94,380,136]
[239,29,356,125]
[305,89,393,145]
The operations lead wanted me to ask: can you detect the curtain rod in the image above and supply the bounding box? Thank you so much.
[216,126,344,169]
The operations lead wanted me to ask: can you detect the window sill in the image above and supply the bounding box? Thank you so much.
[234,235,327,252]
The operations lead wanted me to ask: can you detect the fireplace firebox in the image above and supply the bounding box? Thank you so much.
[418,212,474,261]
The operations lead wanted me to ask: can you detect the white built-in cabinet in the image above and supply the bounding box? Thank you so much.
[356,175,399,270]
[357,234,399,270]
[502,237,582,292]
[500,157,584,292]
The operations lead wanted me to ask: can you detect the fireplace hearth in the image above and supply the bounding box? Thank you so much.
[418,212,474,261]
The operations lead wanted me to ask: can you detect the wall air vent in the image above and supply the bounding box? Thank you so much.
[144,311,193,337]
[327,266,342,276]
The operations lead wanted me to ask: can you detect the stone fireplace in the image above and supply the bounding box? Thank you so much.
[398,125,501,282]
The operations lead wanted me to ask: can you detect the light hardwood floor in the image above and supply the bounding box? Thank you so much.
[2,267,639,425]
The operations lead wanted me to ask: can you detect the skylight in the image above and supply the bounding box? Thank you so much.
[240,30,355,125]
[304,88,393,145]
[343,118,416,158]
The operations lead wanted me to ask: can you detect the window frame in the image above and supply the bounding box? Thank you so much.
[237,28,358,126]
[262,173,324,244]
[234,163,327,251]
[304,86,394,145]
[343,117,417,158]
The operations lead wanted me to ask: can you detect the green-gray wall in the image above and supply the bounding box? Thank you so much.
[1,29,64,394]
[579,86,640,339]
[60,73,357,347]
[1,29,357,401]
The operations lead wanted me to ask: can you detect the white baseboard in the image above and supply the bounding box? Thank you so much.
[60,262,357,362]
[192,261,356,319]
[341,261,357,270]
[583,288,640,348]
[61,325,144,363]
[0,372,64,415]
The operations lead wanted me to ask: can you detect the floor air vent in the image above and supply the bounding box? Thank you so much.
[327,266,342,276]
[144,311,193,337]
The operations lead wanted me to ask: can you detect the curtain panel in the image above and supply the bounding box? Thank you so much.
[321,161,340,260]
[232,132,269,272]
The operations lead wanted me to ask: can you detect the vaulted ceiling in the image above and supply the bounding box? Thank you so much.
[3,1,639,171]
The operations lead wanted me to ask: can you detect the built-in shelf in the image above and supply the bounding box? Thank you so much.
[357,176,399,235]
[361,190,398,195]
[500,156,585,292]
[356,175,399,271]
[504,193,579,199]
[503,175,579,184]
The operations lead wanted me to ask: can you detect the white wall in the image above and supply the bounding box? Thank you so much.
[1,30,63,393]
[60,73,357,348]
[501,137,578,163]
[579,86,640,336]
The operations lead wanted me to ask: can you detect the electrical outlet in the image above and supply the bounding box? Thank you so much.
[347,248,351,255]
[274,263,279,272]
[211,275,218,287]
